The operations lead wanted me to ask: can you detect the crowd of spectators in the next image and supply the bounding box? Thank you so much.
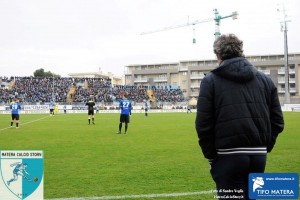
[0,77,185,105]
[0,77,13,103]
[73,78,112,103]
[1,77,73,104]
[153,88,185,103]
[112,85,148,103]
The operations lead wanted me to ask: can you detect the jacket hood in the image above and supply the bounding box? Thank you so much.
[212,57,258,83]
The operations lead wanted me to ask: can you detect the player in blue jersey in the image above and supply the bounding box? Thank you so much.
[117,93,132,134]
[10,98,21,129]
[49,101,55,116]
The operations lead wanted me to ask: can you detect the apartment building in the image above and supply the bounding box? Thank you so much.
[124,53,300,104]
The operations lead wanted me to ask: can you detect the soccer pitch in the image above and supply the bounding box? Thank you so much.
[0,112,299,200]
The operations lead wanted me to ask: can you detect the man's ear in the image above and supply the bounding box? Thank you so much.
[217,55,222,64]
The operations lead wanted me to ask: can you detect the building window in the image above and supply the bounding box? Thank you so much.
[290,64,295,69]
[290,74,295,78]
[261,57,267,61]
[171,65,178,70]
[182,72,187,76]
[182,62,188,66]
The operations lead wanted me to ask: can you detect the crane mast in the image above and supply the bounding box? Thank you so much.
[213,9,238,39]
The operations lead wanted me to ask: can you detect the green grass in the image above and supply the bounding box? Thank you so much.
[0,112,299,200]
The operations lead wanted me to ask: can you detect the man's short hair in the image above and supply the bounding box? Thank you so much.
[213,33,244,60]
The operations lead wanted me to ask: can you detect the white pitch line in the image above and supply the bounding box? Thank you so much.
[0,115,50,132]
[46,190,215,200]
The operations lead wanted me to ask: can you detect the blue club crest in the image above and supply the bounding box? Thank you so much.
[0,150,44,200]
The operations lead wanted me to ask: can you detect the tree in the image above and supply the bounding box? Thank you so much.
[33,68,61,77]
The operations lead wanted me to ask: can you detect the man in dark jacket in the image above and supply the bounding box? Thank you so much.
[195,34,284,200]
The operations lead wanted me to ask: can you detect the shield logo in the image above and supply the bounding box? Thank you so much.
[0,150,44,200]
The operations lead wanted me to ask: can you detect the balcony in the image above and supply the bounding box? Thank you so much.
[289,69,295,74]
[290,88,297,93]
[190,73,205,79]
[278,78,285,84]
[124,70,132,75]
[179,66,188,71]
[278,68,285,74]
[278,88,297,93]
[258,70,270,75]
[153,77,168,82]
[278,68,295,75]
[134,78,148,83]
[190,92,199,97]
[190,83,200,88]
[289,78,296,83]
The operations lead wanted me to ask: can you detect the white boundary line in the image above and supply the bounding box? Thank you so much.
[0,115,50,132]
[46,190,214,200]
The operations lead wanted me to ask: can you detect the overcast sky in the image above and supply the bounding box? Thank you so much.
[0,0,299,77]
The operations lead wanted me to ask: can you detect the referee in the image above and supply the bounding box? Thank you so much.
[85,98,95,125]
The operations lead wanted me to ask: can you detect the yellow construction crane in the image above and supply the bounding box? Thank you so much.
[141,9,238,43]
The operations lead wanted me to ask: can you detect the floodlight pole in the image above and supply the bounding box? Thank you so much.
[278,4,291,104]
[283,21,290,104]
[52,74,55,102]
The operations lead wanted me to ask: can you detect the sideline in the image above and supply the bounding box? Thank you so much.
[46,190,214,200]
[0,115,50,132]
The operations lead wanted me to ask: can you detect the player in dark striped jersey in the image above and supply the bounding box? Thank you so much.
[85,98,95,125]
